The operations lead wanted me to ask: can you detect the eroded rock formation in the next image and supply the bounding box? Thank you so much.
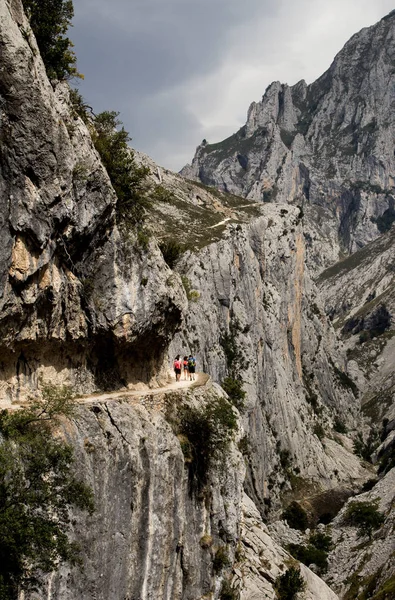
[1,1,395,599]
[182,11,395,270]
[170,204,369,518]
[0,0,186,403]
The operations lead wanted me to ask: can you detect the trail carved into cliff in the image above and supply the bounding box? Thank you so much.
[0,372,210,412]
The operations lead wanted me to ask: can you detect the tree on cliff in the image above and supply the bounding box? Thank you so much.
[0,386,94,599]
[91,111,150,226]
[21,0,82,80]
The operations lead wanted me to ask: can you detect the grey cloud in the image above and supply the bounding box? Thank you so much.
[72,0,279,94]
[70,0,395,170]
[71,0,279,168]
[122,94,203,167]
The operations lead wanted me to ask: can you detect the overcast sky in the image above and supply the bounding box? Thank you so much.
[71,0,394,171]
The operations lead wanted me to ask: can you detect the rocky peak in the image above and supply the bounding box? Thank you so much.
[246,81,299,137]
[182,11,395,270]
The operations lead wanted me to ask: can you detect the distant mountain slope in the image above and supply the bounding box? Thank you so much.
[182,11,395,270]
[318,225,395,429]
[135,151,264,250]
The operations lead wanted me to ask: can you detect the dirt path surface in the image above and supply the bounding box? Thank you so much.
[0,372,210,412]
[78,372,209,405]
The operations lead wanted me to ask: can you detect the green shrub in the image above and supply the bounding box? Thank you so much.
[238,435,250,457]
[219,578,239,600]
[344,500,385,539]
[353,430,379,462]
[91,111,150,227]
[302,366,320,412]
[188,289,200,302]
[313,423,325,440]
[308,530,332,552]
[274,566,305,600]
[287,531,332,574]
[199,534,213,549]
[180,275,200,302]
[220,319,247,372]
[159,240,184,269]
[334,417,348,434]
[282,501,308,531]
[361,478,378,492]
[81,276,94,299]
[370,575,395,600]
[137,227,151,250]
[287,543,328,573]
[169,397,237,495]
[220,319,247,405]
[69,88,91,124]
[306,392,319,411]
[22,0,82,80]
[359,330,371,344]
[0,388,94,598]
[151,185,176,204]
[213,546,230,573]
[221,376,246,411]
[280,448,291,470]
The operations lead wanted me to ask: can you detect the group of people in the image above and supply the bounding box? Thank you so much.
[173,355,196,382]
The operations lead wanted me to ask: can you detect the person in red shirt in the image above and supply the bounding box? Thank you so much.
[173,355,182,381]
[182,356,189,380]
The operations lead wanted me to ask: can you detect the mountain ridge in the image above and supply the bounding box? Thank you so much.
[1,1,395,598]
[181,10,395,272]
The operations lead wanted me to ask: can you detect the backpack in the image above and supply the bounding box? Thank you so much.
[188,357,195,369]
[174,360,181,370]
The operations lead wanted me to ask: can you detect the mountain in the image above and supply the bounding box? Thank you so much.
[1,1,395,599]
[182,11,395,271]
[318,225,395,463]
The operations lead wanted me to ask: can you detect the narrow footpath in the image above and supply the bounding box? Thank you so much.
[78,371,209,406]
[0,372,210,412]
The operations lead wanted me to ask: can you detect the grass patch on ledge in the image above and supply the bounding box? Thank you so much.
[146,176,263,252]
[317,227,395,284]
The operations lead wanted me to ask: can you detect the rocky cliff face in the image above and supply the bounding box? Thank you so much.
[2,1,394,599]
[170,204,369,518]
[0,0,185,404]
[237,494,340,600]
[317,225,395,522]
[26,383,246,600]
[325,468,395,598]
[182,11,395,270]
[318,226,395,426]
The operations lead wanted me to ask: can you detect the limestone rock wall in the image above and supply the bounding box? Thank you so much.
[25,384,245,600]
[318,226,395,427]
[170,204,369,515]
[326,468,395,598]
[235,493,339,600]
[0,0,186,403]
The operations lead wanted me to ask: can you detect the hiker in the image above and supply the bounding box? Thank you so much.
[183,356,189,380]
[188,355,196,381]
[173,355,182,382]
